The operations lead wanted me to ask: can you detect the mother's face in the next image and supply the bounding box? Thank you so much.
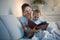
[23,6,33,18]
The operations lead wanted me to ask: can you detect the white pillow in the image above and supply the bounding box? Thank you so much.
[0,20,10,40]
[0,15,24,40]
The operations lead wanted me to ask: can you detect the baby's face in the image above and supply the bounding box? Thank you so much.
[33,12,40,20]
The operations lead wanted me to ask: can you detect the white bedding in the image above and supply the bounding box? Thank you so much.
[44,22,60,40]
[32,22,60,40]
[20,22,60,40]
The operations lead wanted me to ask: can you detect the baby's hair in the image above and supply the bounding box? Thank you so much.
[33,9,41,15]
[34,9,40,13]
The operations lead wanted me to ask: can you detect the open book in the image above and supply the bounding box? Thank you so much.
[28,19,49,30]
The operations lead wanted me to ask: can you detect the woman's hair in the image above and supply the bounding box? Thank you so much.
[21,3,30,12]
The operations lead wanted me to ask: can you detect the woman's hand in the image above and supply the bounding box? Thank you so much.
[32,27,39,33]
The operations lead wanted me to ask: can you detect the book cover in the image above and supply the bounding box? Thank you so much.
[28,19,49,30]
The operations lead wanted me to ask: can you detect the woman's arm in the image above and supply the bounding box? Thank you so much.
[23,25,38,34]
[20,20,39,36]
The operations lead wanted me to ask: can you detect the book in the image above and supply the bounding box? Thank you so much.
[28,19,49,30]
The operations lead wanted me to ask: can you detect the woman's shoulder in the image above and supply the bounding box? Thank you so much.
[20,16,27,20]
[19,16,26,22]
[19,16,28,22]
[20,16,25,19]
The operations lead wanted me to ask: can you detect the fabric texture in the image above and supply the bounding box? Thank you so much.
[0,15,24,40]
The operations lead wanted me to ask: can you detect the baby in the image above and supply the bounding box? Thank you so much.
[31,9,48,30]
[31,9,42,25]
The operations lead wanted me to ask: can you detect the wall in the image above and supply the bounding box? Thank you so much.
[0,0,23,17]
[22,0,60,22]
[0,0,60,22]
[39,0,60,22]
[0,0,33,17]
[0,0,13,15]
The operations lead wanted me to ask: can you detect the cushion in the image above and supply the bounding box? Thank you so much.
[0,15,24,40]
[0,20,10,40]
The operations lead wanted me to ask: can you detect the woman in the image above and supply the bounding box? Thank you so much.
[19,3,39,38]
[19,3,57,40]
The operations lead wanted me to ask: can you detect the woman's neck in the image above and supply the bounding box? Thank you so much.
[23,15,31,20]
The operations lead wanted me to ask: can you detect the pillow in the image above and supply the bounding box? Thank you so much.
[0,15,24,40]
[0,20,10,40]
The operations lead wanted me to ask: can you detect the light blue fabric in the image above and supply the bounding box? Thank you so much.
[32,35,39,40]
[35,30,45,40]
[0,20,10,40]
[31,18,35,22]
[20,17,28,26]
[46,27,53,33]
[0,15,24,40]
[42,31,57,40]
[32,30,45,40]
[32,30,57,40]
[19,16,31,30]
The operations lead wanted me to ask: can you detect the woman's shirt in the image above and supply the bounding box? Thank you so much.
[19,16,31,30]
[19,16,34,38]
